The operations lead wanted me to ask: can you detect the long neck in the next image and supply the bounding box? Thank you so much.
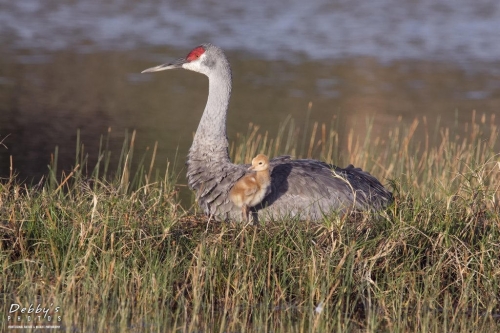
[189,68,232,162]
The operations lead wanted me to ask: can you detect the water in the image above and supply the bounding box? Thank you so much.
[2,0,500,63]
[0,0,499,198]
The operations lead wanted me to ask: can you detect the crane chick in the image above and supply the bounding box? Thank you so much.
[229,154,271,222]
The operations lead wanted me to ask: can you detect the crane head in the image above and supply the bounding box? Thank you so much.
[248,154,270,172]
[141,45,209,74]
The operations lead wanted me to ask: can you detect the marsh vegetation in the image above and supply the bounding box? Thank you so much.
[1,112,499,332]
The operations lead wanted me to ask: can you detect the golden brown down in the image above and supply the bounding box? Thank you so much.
[229,154,271,222]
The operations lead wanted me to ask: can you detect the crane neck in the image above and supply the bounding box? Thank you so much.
[190,66,232,162]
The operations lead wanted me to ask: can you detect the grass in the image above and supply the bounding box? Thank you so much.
[1,110,500,332]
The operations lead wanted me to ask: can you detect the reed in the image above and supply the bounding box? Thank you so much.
[1,111,499,332]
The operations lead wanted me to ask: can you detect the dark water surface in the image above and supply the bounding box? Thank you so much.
[0,0,499,204]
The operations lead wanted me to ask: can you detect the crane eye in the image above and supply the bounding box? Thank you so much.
[186,46,206,62]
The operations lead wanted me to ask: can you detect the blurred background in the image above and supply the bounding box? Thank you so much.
[0,0,499,188]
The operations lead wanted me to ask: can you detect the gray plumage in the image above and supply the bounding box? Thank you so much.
[142,43,392,221]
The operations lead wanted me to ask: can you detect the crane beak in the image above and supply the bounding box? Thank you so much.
[141,57,187,73]
[247,165,255,171]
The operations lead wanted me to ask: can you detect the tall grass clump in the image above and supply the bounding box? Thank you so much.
[1,111,500,332]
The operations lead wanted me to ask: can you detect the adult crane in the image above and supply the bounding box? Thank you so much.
[142,43,392,221]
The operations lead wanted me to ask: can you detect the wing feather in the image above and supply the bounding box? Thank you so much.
[187,154,392,221]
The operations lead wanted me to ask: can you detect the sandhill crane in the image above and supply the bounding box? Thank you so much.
[229,154,271,222]
[142,43,392,221]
